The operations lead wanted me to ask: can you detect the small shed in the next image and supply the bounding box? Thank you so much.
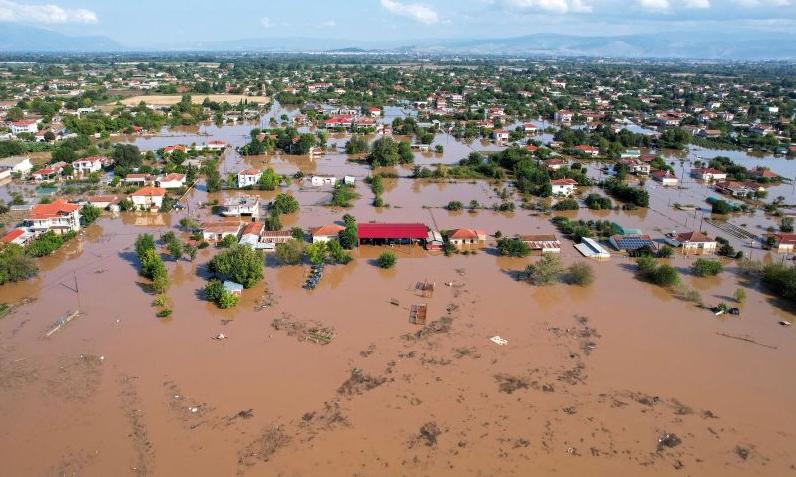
[223,281,244,296]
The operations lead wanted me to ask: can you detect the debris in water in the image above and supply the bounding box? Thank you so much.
[416,422,442,447]
[490,336,508,346]
[213,333,227,340]
[272,315,335,345]
[409,304,428,325]
[494,374,529,394]
[735,445,751,461]
[45,311,80,337]
[657,433,682,451]
[337,368,388,396]
[780,320,791,327]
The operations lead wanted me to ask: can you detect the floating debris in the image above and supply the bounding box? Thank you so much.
[409,304,428,325]
[657,433,682,451]
[490,336,509,346]
[272,315,335,345]
[45,311,80,337]
[306,327,335,345]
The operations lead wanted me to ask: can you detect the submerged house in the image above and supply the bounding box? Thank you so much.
[237,169,262,188]
[550,178,578,197]
[239,221,265,249]
[310,224,345,243]
[222,196,260,217]
[201,221,243,242]
[447,228,487,248]
[651,170,679,187]
[261,230,294,245]
[768,233,796,253]
[664,231,718,254]
[130,187,166,210]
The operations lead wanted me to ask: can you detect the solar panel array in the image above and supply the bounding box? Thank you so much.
[618,236,654,250]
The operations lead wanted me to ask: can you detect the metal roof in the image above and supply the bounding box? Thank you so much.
[357,223,427,240]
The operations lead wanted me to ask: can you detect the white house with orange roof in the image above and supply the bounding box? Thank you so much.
[130,187,166,210]
[447,228,487,248]
[206,140,227,151]
[1,227,34,246]
[551,178,578,196]
[24,200,81,235]
[155,173,186,189]
[237,169,262,188]
[10,120,39,135]
[310,224,344,243]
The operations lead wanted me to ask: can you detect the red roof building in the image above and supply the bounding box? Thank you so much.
[30,199,80,220]
[1,228,32,246]
[25,200,81,234]
[357,223,428,244]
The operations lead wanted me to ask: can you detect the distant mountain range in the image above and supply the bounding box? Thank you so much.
[0,24,122,52]
[0,24,794,60]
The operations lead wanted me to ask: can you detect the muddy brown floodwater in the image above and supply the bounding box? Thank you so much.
[1,121,796,476]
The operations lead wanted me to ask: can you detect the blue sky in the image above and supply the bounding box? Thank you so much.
[0,0,794,45]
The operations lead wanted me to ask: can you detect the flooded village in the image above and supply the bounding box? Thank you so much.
[0,54,795,476]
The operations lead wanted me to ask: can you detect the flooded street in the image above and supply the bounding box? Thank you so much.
[1,120,795,476]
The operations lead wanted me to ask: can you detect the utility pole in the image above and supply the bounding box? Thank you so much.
[61,271,81,312]
[74,272,81,312]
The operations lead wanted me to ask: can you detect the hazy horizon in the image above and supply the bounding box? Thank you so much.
[0,0,794,49]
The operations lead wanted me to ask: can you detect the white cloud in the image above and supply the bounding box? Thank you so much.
[260,17,273,28]
[683,0,710,7]
[380,0,439,24]
[502,0,592,13]
[321,19,336,27]
[0,0,97,24]
[733,0,789,6]
[638,0,671,10]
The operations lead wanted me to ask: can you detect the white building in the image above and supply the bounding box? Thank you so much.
[554,110,573,122]
[24,200,81,235]
[222,196,260,217]
[155,173,186,189]
[73,156,104,175]
[550,179,578,196]
[309,175,337,187]
[493,130,510,142]
[237,169,262,188]
[131,187,166,210]
[690,168,727,182]
[651,170,679,187]
[205,140,226,151]
[309,224,344,243]
[10,120,38,135]
[0,156,33,176]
